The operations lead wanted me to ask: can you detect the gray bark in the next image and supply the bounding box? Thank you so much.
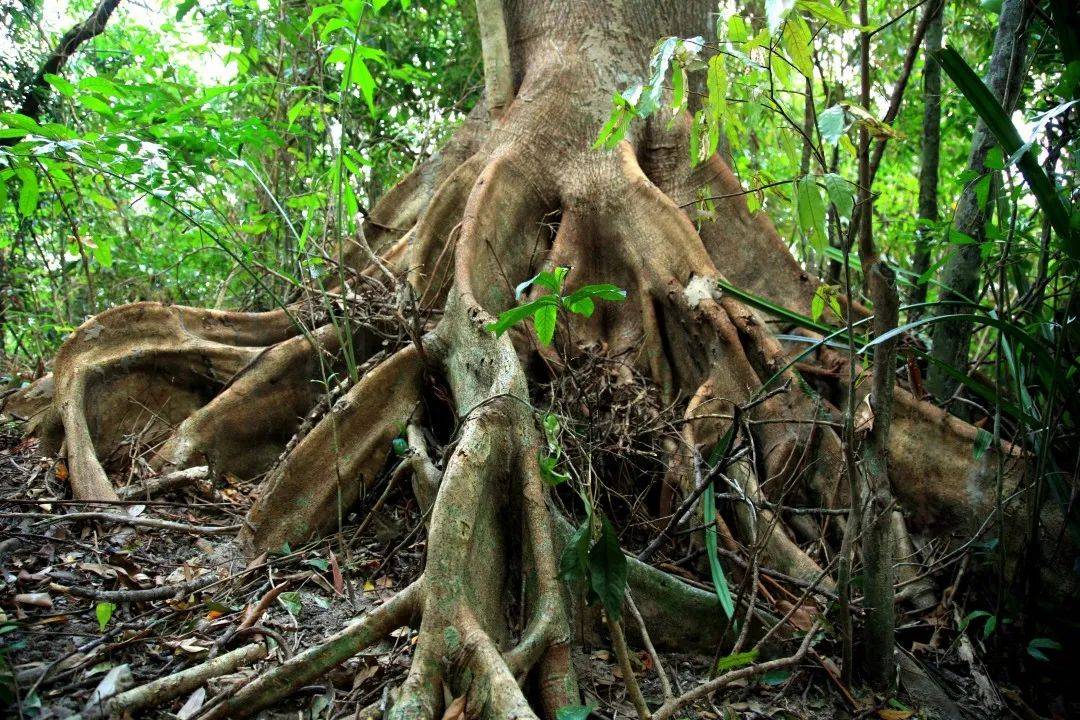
[926,0,1028,404]
[908,0,945,312]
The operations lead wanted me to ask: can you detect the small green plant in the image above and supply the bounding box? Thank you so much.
[559,507,628,622]
[485,267,626,346]
[95,601,117,632]
[538,412,571,487]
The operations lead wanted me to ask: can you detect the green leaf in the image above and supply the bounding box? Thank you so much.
[761,669,791,685]
[14,168,38,216]
[534,267,568,294]
[959,609,991,632]
[485,297,556,337]
[392,437,409,456]
[93,241,113,268]
[95,602,116,632]
[811,285,827,321]
[542,413,560,447]
[716,648,759,672]
[588,515,628,622]
[556,706,595,720]
[594,96,632,150]
[563,284,627,306]
[818,105,846,145]
[305,558,330,571]
[795,176,828,253]
[703,480,736,619]
[823,173,853,218]
[726,15,749,43]
[567,296,595,317]
[1026,637,1062,662]
[782,15,813,77]
[797,0,860,28]
[278,591,302,617]
[349,58,376,115]
[533,303,558,346]
[44,73,75,98]
[973,428,992,459]
[77,94,115,116]
[559,518,592,583]
[934,46,1077,262]
[707,54,728,128]
[539,453,570,486]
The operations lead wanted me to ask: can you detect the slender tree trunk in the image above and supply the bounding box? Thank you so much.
[926,0,1028,404]
[909,0,945,313]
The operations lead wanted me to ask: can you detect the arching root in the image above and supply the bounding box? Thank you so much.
[240,343,425,553]
[51,303,297,500]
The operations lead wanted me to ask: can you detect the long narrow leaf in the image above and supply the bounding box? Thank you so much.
[934,46,1076,262]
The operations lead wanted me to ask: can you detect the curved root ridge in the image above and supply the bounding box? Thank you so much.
[21,59,1037,720]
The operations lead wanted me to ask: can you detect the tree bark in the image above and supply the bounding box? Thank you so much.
[926,0,1029,404]
[909,0,945,313]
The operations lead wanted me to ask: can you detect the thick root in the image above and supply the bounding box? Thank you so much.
[240,343,424,553]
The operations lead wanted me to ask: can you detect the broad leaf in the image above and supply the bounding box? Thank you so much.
[587,515,628,621]
[533,303,558,345]
[795,176,827,254]
[818,105,846,145]
[558,518,592,583]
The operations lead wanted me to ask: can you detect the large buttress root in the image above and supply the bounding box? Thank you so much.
[52,303,298,500]
[240,343,424,553]
[18,3,1063,715]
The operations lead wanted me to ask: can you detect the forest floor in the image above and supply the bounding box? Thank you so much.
[0,418,1058,720]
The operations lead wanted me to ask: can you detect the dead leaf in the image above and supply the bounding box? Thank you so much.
[15,592,53,609]
[177,687,206,720]
[83,664,133,711]
[441,695,466,720]
[776,599,817,631]
[854,394,874,435]
[330,550,344,596]
[352,663,379,689]
[878,711,913,720]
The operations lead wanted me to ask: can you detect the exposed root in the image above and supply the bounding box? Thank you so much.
[18,19,1061,717]
[240,343,424,553]
[201,579,423,720]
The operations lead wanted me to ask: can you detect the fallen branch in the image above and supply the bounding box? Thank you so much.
[197,578,423,720]
[651,621,820,720]
[82,642,268,720]
[1,510,240,535]
[118,466,209,499]
[65,572,220,602]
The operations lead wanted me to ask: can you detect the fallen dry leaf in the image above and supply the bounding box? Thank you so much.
[877,710,913,720]
[441,695,466,720]
[330,550,344,596]
[15,592,53,609]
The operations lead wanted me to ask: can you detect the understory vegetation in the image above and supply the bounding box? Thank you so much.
[0,0,1076,719]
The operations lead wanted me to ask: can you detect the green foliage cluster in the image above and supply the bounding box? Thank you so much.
[0,0,478,360]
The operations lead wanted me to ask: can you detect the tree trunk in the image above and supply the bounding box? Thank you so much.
[6,1,1064,717]
[909,0,945,313]
[926,0,1028,404]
